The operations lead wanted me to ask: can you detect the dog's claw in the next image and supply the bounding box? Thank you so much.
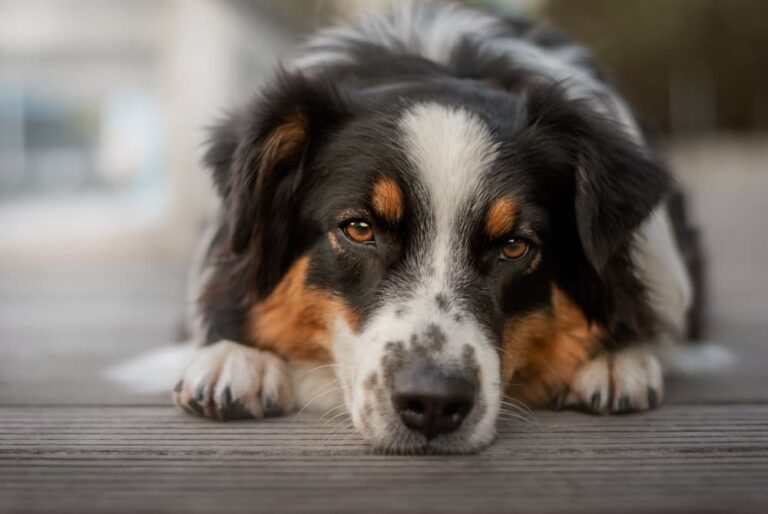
[647,387,658,408]
[589,391,602,413]
[187,398,204,416]
[617,395,631,413]
[552,392,566,411]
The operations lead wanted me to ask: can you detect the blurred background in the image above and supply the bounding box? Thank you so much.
[2,0,767,262]
[0,0,766,402]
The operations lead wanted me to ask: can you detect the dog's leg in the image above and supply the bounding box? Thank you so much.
[174,340,296,420]
[563,346,663,414]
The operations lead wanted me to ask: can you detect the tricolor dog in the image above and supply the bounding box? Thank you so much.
[147,3,704,453]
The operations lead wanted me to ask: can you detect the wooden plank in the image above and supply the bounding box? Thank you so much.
[0,405,766,513]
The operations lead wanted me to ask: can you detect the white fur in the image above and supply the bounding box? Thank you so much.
[399,102,497,289]
[566,354,611,410]
[333,301,500,451]
[633,207,693,338]
[106,344,196,394]
[293,2,497,72]
[611,347,663,410]
[172,340,296,418]
[566,346,664,412]
[657,341,735,376]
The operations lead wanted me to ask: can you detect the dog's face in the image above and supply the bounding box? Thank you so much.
[207,73,668,453]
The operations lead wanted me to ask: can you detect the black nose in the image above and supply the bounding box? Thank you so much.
[392,362,475,439]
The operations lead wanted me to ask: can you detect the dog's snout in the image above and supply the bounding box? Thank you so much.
[392,362,475,439]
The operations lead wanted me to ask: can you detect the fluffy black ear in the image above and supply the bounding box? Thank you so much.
[204,70,351,295]
[573,126,671,273]
[525,85,672,274]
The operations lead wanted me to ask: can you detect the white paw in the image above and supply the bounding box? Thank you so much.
[562,347,663,413]
[174,340,296,420]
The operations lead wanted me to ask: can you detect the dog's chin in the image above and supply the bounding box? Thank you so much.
[362,423,496,455]
[369,435,495,455]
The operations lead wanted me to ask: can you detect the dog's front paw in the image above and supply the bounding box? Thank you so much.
[173,340,295,421]
[562,347,663,414]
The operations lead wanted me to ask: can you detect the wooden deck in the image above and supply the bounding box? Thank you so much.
[1,138,767,513]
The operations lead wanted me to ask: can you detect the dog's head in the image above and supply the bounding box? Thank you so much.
[206,71,669,453]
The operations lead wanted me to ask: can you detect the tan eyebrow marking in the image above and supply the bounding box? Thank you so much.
[371,178,404,223]
[485,197,517,238]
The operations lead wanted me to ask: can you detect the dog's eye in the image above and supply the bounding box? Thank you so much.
[501,238,530,261]
[342,220,375,244]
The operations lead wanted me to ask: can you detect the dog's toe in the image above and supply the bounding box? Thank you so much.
[609,348,663,413]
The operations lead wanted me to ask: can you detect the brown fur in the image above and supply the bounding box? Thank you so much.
[485,197,517,238]
[247,256,358,362]
[503,286,603,407]
[371,178,404,223]
[260,110,307,176]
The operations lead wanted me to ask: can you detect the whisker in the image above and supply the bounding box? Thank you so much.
[319,403,348,421]
[501,396,534,413]
[497,409,529,422]
[497,407,543,432]
[297,363,341,380]
[294,385,344,419]
[320,419,354,452]
[499,403,534,417]
[498,404,532,420]
[329,421,358,455]
[322,409,352,428]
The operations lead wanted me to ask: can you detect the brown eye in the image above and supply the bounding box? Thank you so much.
[343,220,375,244]
[501,238,530,261]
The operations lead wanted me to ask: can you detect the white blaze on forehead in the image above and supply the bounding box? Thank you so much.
[399,103,498,282]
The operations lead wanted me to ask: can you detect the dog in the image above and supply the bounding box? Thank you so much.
[167,2,703,454]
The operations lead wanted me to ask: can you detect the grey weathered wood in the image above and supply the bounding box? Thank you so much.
[1,406,767,513]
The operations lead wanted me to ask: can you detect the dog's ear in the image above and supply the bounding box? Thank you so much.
[204,70,351,294]
[572,126,671,274]
[525,86,672,275]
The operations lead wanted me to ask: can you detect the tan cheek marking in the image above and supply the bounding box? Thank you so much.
[502,285,603,407]
[260,110,307,175]
[371,178,404,223]
[248,256,359,362]
[486,197,517,239]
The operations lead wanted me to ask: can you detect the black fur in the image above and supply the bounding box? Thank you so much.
[194,9,693,354]
[206,72,353,291]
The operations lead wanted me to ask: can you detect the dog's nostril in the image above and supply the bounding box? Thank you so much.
[391,361,475,440]
[443,403,467,418]
[406,399,426,414]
